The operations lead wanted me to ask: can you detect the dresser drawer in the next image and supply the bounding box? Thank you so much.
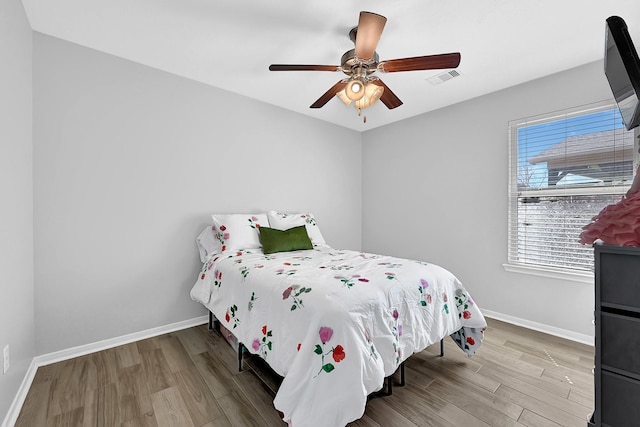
[599,251,640,309]
[601,312,640,377]
[600,370,640,427]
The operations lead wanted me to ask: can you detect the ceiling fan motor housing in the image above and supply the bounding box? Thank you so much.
[340,49,379,78]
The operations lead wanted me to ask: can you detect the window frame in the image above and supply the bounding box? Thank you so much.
[505,101,638,282]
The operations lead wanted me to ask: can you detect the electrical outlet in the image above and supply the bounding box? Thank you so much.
[3,345,9,374]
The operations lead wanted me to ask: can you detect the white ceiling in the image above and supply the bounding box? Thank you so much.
[20,0,640,131]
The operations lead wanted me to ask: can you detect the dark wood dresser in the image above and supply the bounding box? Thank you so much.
[591,244,640,426]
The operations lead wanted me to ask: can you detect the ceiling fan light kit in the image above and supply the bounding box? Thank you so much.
[337,80,385,112]
[269,11,461,122]
[356,82,384,109]
[345,78,365,101]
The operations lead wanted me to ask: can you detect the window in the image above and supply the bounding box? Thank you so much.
[508,102,637,275]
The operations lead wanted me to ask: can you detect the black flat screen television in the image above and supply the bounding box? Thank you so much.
[605,16,640,131]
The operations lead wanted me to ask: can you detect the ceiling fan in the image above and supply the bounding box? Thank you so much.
[269,11,461,117]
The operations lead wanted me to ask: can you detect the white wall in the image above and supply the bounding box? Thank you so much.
[362,60,614,339]
[3,23,611,419]
[33,33,362,355]
[0,0,34,420]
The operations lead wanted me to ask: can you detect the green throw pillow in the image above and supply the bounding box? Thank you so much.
[260,225,313,254]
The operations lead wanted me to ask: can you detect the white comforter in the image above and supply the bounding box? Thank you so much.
[190,246,486,427]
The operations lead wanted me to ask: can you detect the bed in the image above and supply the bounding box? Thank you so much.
[190,212,486,427]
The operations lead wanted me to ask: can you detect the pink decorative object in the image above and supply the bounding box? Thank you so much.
[580,168,640,246]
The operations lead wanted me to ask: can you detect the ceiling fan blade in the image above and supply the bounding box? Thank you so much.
[310,80,348,108]
[378,53,461,73]
[354,11,387,60]
[371,80,403,109]
[269,64,341,72]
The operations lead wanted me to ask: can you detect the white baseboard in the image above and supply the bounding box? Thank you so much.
[2,358,38,427]
[33,315,208,367]
[2,315,208,427]
[482,309,594,346]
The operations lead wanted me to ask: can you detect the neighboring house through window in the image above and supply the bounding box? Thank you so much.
[507,101,637,280]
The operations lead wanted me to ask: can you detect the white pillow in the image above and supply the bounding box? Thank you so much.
[211,213,268,253]
[267,211,327,246]
[196,226,221,262]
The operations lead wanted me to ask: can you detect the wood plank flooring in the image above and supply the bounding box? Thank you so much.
[15,318,594,426]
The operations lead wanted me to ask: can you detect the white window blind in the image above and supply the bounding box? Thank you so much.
[508,102,636,272]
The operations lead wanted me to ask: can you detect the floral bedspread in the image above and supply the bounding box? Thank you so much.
[190,246,486,427]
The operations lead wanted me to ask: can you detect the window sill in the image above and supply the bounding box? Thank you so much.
[502,263,593,284]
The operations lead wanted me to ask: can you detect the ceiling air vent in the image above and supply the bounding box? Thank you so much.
[427,69,461,85]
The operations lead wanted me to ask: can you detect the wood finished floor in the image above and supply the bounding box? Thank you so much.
[15,318,594,426]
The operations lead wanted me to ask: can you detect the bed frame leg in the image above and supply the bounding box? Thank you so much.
[382,361,406,396]
[440,338,445,357]
[207,310,243,372]
[238,342,244,372]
